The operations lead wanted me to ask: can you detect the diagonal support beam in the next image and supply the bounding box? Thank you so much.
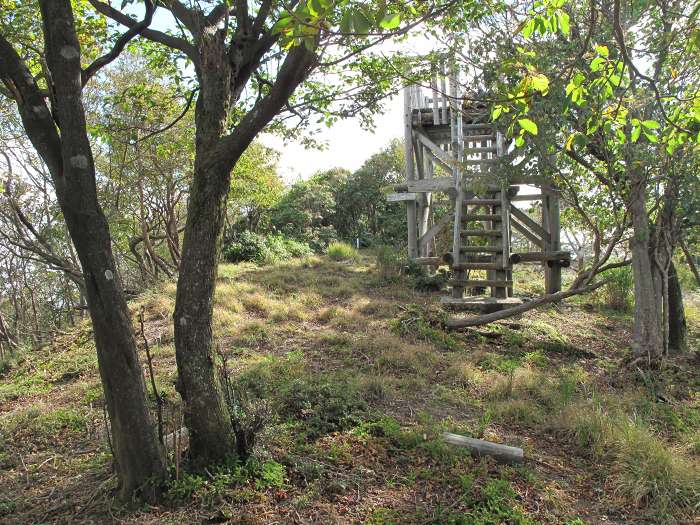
[510,205,551,243]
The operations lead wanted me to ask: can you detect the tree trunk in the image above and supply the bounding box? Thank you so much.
[1,1,166,500]
[668,261,687,353]
[174,161,236,465]
[173,35,237,466]
[628,170,663,362]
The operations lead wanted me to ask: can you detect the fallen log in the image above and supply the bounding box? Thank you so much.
[442,432,524,463]
[445,279,609,328]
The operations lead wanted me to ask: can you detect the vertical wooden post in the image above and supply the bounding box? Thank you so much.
[431,69,440,125]
[449,64,465,298]
[404,86,418,259]
[546,188,562,294]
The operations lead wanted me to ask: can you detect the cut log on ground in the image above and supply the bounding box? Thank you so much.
[442,432,524,463]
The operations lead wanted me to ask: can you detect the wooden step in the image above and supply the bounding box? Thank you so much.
[452,262,505,271]
[449,279,513,287]
[461,229,503,237]
[414,257,442,266]
[441,296,523,313]
[463,123,493,130]
[464,134,496,142]
[464,146,497,153]
[463,198,500,206]
[463,158,498,165]
[460,246,502,254]
[462,214,502,222]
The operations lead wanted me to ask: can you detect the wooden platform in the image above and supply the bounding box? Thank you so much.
[440,296,523,313]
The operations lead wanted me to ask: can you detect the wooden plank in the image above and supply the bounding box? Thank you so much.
[462,214,501,222]
[511,194,543,202]
[463,146,496,154]
[414,256,442,266]
[460,246,502,253]
[414,129,455,171]
[442,432,524,464]
[418,213,452,250]
[431,70,440,125]
[449,279,513,287]
[500,187,511,271]
[463,198,500,206]
[509,205,551,242]
[461,229,503,237]
[510,251,570,263]
[510,217,545,249]
[387,192,417,202]
[404,86,418,259]
[452,262,505,271]
[464,134,496,142]
[407,176,455,193]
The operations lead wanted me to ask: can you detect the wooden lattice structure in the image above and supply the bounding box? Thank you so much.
[388,66,570,314]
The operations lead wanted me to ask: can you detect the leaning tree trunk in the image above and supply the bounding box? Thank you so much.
[0,1,166,500]
[628,170,663,363]
[39,1,167,499]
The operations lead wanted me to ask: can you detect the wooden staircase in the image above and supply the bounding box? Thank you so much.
[389,70,569,321]
[441,122,522,312]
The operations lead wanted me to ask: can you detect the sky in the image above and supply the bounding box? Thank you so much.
[261,94,404,183]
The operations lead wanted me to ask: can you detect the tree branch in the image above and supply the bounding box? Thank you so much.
[82,0,156,86]
[89,0,198,63]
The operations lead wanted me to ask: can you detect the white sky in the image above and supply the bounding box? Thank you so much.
[261,95,403,183]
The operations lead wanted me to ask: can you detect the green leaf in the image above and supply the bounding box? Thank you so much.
[595,44,609,57]
[590,57,605,72]
[641,120,660,129]
[352,10,370,34]
[518,118,538,135]
[515,135,525,147]
[491,106,503,120]
[379,13,401,29]
[557,11,570,35]
[530,73,549,94]
[309,0,323,16]
[340,11,352,33]
[631,125,641,143]
[644,131,658,143]
[522,19,535,39]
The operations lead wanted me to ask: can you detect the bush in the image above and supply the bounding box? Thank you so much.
[222,231,312,264]
[599,266,634,311]
[375,245,404,282]
[327,241,358,261]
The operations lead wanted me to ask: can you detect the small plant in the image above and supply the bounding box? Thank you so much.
[375,245,404,282]
[218,350,270,459]
[327,241,359,261]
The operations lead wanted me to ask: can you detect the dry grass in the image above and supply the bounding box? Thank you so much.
[1,256,698,524]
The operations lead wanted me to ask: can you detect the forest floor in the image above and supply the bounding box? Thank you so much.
[1,254,699,525]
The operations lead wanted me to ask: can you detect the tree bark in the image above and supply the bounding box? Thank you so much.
[173,35,317,465]
[173,31,237,465]
[628,170,663,363]
[668,261,686,353]
[1,2,165,500]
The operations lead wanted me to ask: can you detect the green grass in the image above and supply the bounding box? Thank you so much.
[1,255,698,524]
[326,241,359,261]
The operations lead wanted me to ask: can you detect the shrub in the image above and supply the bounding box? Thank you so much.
[599,266,634,311]
[327,241,359,261]
[222,231,312,264]
[375,245,404,282]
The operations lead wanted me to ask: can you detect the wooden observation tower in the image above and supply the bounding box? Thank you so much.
[389,66,570,315]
